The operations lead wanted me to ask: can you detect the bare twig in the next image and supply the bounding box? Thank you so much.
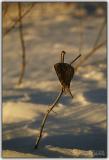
[75,40,106,70]
[4,3,35,37]
[18,3,26,85]
[3,3,9,17]
[93,18,106,48]
[34,88,63,149]
[68,88,74,99]
[75,18,106,70]
[79,17,84,55]
[70,54,81,65]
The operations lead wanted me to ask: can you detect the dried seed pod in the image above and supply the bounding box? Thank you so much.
[54,63,74,92]
[35,51,81,149]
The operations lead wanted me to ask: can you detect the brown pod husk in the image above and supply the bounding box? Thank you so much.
[54,63,74,91]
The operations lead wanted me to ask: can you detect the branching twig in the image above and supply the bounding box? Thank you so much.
[93,18,106,48]
[3,3,35,37]
[34,88,63,149]
[18,3,26,85]
[75,40,106,70]
[75,18,106,70]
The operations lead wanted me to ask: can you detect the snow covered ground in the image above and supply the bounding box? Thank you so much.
[2,3,107,158]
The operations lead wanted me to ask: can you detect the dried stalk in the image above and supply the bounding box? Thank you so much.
[70,54,81,65]
[61,51,66,63]
[93,18,106,48]
[75,40,106,70]
[18,3,26,85]
[79,17,84,55]
[75,18,106,70]
[3,3,9,17]
[34,88,63,149]
[4,3,35,37]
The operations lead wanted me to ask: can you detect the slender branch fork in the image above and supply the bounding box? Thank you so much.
[3,3,35,37]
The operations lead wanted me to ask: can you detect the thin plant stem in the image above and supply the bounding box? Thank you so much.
[68,88,74,99]
[74,18,106,70]
[70,54,81,65]
[75,40,106,70]
[93,18,106,48]
[61,51,66,63]
[34,88,63,149]
[18,3,26,85]
[79,17,84,55]
[4,3,35,37]
[3,3,9,17]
